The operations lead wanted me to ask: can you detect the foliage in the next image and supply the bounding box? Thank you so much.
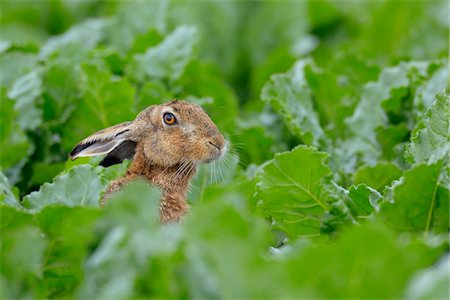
[0,0,449,299]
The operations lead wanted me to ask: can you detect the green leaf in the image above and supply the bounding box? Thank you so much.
[42,63,84,124]
[103,0,167,52]
[376,123,410,161]
[0,52,37,87]
[256,146,332,237]
[381,161,449,234]
[348,184,380,218]
[353,162,403,191]
[35,206,100,298]
[23,165,106,211]
[405,92,450,165]
[179,61,239,135]
[128,26,198,82]
[304,53,380,134]
[77,181,161,299]
[234,125,276,166]
[181,200,274,299]
[60,64,135,151]
[337,62,430,171]
[0,171,21,208]
[413,63,448,111]
[285,223,446,299]
[39,19,105,61]
[0,89,30,169]
[7,69,43,130]
[0,206,47,299]
[404,255,450,300]
[261,60,325,146]
[135,81,171,112]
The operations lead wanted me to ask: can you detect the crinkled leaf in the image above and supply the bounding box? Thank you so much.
[304,53,380,134]
[0,171,21,208]
[7,69,43,130]
[353,162,403,191]
[348,184,381,217]
[39,19,105,61]
[381,161,449,234]
[261,60,325,146]
[405,92,450,165]
[338,62,430,171]
[128,26,198,82]
[413,63,448,111]
[23,165,106,211]
[256,146,332,237]
[0,52,37,87]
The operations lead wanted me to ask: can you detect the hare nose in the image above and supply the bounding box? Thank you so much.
[208,141,221,151]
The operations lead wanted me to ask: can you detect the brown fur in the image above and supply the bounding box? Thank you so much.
[70,100,226,222]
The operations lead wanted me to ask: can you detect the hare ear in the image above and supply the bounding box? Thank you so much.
[69,121,135,161]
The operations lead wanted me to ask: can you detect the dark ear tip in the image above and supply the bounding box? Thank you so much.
[69,148,78,160]
[69,141,94,160]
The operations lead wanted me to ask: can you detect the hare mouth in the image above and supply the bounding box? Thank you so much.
[203,140,227,163]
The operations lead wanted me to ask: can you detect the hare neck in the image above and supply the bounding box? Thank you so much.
[127,146,197,222]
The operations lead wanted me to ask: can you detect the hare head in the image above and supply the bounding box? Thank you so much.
[70,100,227,222]
[69,100,227,168]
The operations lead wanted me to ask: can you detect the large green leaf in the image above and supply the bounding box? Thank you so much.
[0,52,38,87]
[42,63,84,124]
[0,89,30,169]
[405,92,450,165]
[103,0,167,52]
[337,62,431,171]
[284,223,446,299]
[353,162,403,191]
[23,165,107,211]
[405,255,450,300]
[127,26,198,82]
[7,69,43,130]
[261,60,325,146]
[0,206,47,299]
[381,161,449,234]
[256,146,332,237]
[39,19,105,61]
[180,199,276,299]
[77,181,161,299]
[304,53,380,134]
[35,206,100,298]
[60,64,135,151]
[179,61,239,135]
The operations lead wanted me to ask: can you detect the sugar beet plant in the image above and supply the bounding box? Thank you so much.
[0,1,449,299]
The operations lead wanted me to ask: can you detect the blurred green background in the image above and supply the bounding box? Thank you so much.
[0,1,449,299]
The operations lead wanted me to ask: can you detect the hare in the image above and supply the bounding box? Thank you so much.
[69,100,226,222]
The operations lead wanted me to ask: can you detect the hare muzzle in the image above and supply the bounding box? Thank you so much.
[204,137,226,162]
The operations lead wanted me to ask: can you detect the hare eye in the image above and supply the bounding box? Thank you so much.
[163,113,176,125]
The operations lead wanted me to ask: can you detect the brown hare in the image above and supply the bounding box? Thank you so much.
[69,100,226,222]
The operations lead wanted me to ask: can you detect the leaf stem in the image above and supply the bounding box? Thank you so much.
[424,180,439,236]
